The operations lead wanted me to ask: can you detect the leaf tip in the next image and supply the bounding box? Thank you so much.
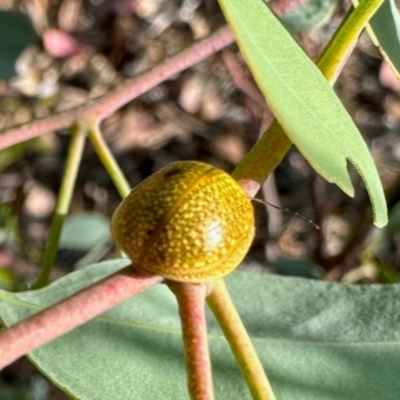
[373,212,389,229]
[347,158,388,229]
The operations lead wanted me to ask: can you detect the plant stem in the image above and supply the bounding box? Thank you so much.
[231,120,291,194]
[0,267,162,370]
[33,124,87,289]
[0,26,234,151]
[232,0,382,190]
[88,121,131,198]
[318,0,384,83]
[168,282,214,400]
[206,279,276,400]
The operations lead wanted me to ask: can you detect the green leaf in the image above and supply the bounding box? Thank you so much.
[218,0,387,228]
[1,260,400,399]
[59,212,111,251]
[356,0,400,78]
[0,268,15,291]
[0,11,37,79]
[278,0,338,33]
[384,200,400,236]
[272,257,324,279]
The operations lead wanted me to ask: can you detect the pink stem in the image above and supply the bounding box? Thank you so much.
[0,26,234,151]
[0,267,162,369]
[168,282,214,400]
[222,50,265,107]
[89,26,234,121]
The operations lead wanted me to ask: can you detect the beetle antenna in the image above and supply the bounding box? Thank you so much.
[251,198,320,230]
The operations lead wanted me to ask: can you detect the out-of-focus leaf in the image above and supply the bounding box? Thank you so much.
[218,0,387,228]
[0,384,27,400]
[272,258,324,278]
[383,200,400,236]
[0,142,27,172]
[354,0,400,80]
[278,0,338,33]
[2,261,400,399]
[0,11,37,79]
[59,212,111,252]
[0,204,18,247]
[0,268,14,290]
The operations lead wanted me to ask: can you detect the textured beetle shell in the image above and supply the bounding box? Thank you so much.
[111,161,254,282]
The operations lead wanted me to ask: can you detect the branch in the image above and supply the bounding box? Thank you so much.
[0,26,234,151]
[168,282,214,400]
[0,267,162,369]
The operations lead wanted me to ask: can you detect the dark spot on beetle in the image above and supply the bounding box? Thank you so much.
[156,251,166,262]
[164,168,182,178]
[147,229,153,236]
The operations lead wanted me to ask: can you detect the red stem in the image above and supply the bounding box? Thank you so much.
[222,50,265,107]
[0,267,162,369]
[168,282,214,400]
[0,26,234,151]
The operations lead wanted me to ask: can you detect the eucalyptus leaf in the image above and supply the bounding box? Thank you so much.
[356,0,400,78]
[1,260,400,399]
[0,11,37,79]
[59,212,111,251]
[381,199,400,238]
[272,257,324,279]
[278,0,338,33]
[218,0,387,228]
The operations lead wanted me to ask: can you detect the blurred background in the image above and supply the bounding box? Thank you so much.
[0,0,400,398]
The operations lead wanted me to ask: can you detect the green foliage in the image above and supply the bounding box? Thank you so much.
[278,0,339,33]
[0,268,14,291]
[59,212,111,251]
[2,260,400,399]
[385,201,400,236]
[0,141,28,172]
[0,1,397,399]
[272,258,324,279]
[362,0,400,77]
[0,11,37,79]
[218,0,387,228]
